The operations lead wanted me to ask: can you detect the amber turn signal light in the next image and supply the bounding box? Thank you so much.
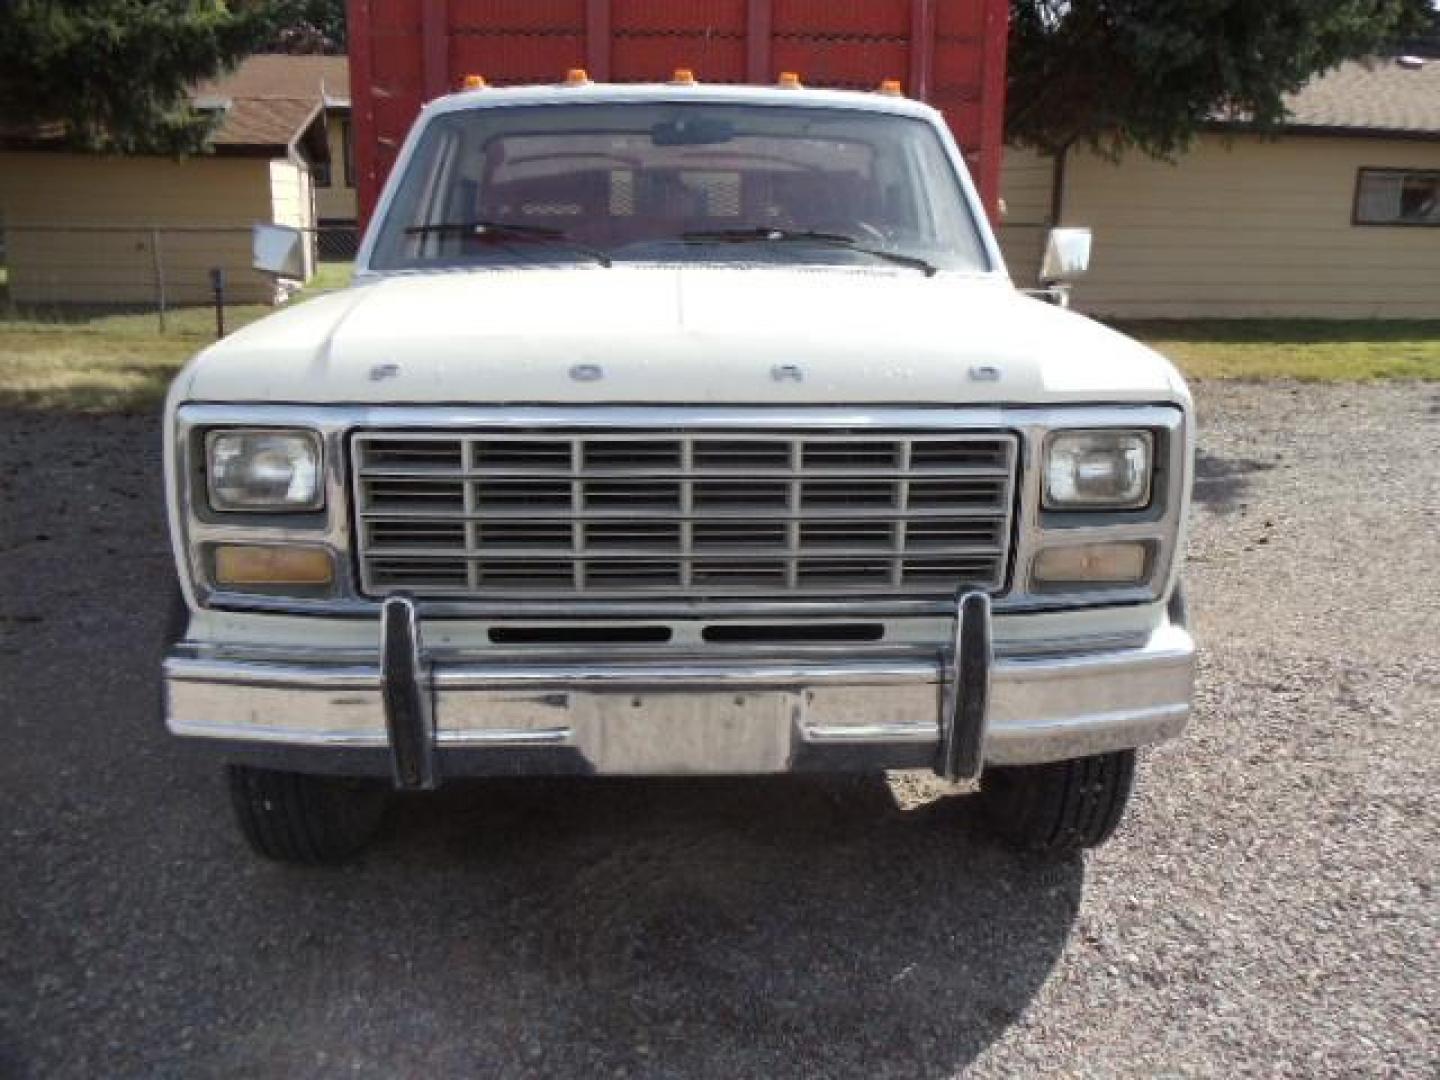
[670,68,697,85]
[460,73,487,90]
[564,68,590,86]
[1031,542,1149,589]
[877,78,903,96]
[777,71,802,88]
[213,545,334,587]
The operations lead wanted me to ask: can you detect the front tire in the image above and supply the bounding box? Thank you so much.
[977,750,1136,855]
[227,765,389,864]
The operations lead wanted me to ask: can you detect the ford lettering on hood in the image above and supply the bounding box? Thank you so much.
[176,265,1184,406]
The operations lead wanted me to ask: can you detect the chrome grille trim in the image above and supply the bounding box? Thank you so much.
[352,430,1019,600]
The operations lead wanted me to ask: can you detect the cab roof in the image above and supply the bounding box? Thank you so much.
[422,80,943,123]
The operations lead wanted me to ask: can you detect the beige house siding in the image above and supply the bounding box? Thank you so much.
[268,158,317,280]
[268,158,309,229]
[1043,133,1440,318]
[0,151,291,305]
[997,145,1054,286]
[0,151,274,224]
[314,114,357,221]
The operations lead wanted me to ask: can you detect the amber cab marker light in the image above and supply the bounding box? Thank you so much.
[777,71,802,89]
[564,68,590,86]
[213,545,334,587]
[671,68,697,85]
[878,78,903,96]
[460,73,487,90]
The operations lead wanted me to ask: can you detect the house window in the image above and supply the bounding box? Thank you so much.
[342,119,355,189]
[1354,168,1440,226]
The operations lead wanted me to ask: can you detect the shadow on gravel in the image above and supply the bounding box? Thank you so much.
[260,778,1084,1076]
[1193,448,1273,513]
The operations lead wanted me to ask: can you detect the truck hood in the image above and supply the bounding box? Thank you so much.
[176,266,1187,406]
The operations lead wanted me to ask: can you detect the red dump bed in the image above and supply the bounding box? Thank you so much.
[346,0,1008,229]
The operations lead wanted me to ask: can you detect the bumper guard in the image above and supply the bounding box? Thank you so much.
[164,592,1195,785]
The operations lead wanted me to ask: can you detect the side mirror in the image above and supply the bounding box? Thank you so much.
[252,223,306,278]
[1039,227,1092,283]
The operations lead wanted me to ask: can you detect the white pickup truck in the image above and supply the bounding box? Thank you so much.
[162,80,1195,863]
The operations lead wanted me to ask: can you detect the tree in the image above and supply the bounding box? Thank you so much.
[0,1,287,154]
[267,0,344,53]
[1007,0,1436,161]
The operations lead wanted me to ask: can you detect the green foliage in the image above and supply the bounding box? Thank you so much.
[0,1,285,154]
[268,0,344,53]
[1007,0,1437,158]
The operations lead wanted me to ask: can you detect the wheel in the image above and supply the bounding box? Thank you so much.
[227,765,389,864]
[976,750,1136,855]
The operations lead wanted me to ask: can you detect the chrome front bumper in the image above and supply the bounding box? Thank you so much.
[163,594,1196,784]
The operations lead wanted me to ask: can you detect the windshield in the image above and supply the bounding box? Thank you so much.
[368,102,991,274]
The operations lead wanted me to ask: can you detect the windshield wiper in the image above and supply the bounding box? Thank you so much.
[404,220,611,267]
[679,226,937,276]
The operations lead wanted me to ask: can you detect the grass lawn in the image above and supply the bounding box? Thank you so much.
[305,260,355,294]
[0,329,205,412]
[1122,319,1440,381]
[0,264,350,411]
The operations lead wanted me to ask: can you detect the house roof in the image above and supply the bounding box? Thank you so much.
[0,53,349,153]
[192,54,349,150]
[1280,56,1440,136]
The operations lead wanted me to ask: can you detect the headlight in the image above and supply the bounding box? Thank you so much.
[1043,430,1152,509]
[207,430,322,511]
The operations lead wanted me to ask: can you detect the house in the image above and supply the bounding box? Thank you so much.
[294,60,359,253]
[998,56,1440,319]
[195,54,358,256]
[0,54,354,306]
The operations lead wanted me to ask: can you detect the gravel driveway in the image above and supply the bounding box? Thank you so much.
[1,381,1436,1077]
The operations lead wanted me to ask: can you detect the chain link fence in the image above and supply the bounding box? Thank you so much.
[315,222,360,261]
[0,223,357,332]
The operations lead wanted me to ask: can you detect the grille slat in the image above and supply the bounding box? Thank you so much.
[357,505,1007,521]
[354,429,1017,599]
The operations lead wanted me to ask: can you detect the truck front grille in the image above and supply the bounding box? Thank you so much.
[351,429,1018,601]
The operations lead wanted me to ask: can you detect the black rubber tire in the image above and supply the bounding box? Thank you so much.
[977,750,1136,855]
[227,765,389,865]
